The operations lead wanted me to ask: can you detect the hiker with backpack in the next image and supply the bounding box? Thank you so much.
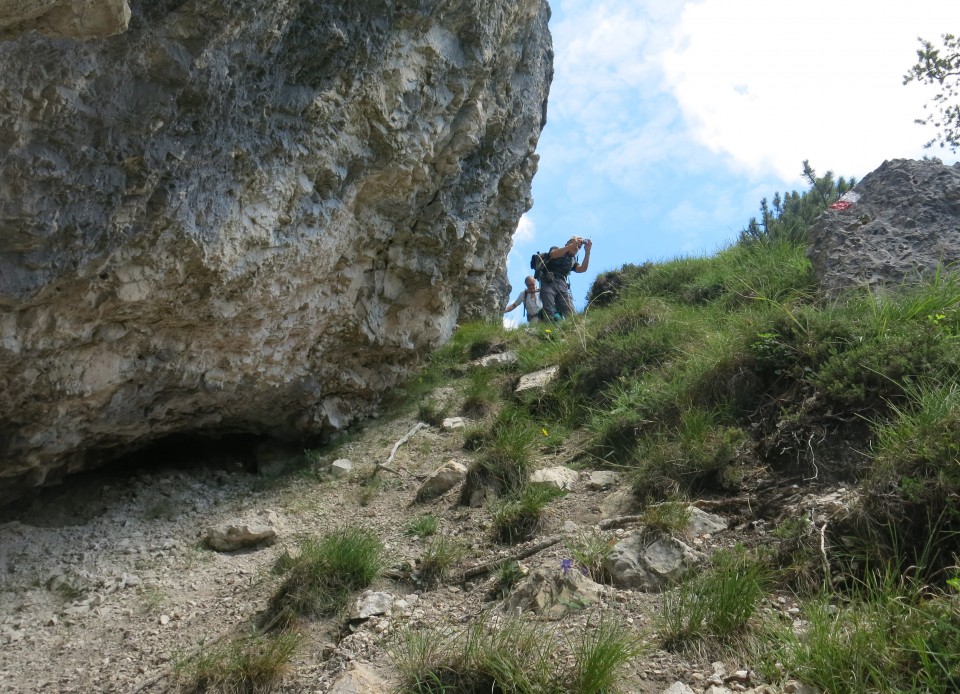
[531,236,592,321]
[504,275,544,323]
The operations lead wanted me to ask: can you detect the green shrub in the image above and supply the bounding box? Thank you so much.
[174,630,302,693]
[631,410,747,503]
[265,526,384,625]
[813,327,944,410]
[491,484,566,544]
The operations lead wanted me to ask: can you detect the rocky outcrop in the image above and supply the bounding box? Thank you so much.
[808,159,960,295]
[0,0,553,503]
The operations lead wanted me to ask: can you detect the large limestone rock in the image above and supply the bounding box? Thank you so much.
[0,0,552,503]
[808,158,960,295]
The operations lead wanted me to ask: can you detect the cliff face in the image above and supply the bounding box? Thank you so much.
[0,0,553,502]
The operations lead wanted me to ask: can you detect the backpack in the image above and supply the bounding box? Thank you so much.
[530,251,551,282]
[530,250,576,282]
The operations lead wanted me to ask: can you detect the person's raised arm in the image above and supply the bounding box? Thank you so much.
[573,238,592,273]
[549,237,582,259]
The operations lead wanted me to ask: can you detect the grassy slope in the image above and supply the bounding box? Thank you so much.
[389,235,960,691]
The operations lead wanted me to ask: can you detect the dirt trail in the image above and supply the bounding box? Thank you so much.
[0,403,813,693]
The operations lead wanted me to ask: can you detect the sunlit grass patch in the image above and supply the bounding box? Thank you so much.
[173,630,302,693]
[264,526,384,626]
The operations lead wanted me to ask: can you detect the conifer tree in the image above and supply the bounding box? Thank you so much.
[739,162,854,245]
[903,33,960,152]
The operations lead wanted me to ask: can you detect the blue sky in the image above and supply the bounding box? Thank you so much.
[505,0,960,317]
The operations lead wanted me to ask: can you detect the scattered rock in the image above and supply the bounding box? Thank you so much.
[604,531,703,591]
[416,461,468,502]
[441,417,466,431]
[529,466,579,491]
[328,663,391,694]
[504,567,610,618]
[472,350,518,368]
[688,506,728,536]
[204,521,277,551]
[515,366,559,393]
[331,459,354,478]
[350,591,395,621]
[599,488,634,518]
[663,682,697,694]
[584,470,619,491]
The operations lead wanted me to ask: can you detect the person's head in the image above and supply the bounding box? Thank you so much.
[524,275,536,290]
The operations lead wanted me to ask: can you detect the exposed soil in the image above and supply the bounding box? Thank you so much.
[0,391,831,693]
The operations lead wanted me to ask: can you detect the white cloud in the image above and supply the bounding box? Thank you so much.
[513,213,536,244]
[659,0,960,181]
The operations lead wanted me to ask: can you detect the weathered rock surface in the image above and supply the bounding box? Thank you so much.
[529,465,578,491]
[204,519,276,551]
[515,365,559,393]
[0,0,553,503]
[604,531,703,591]
[415,459,467,501]
[0,0,130,40]
[808,158,960,295]
[503,567,610,618]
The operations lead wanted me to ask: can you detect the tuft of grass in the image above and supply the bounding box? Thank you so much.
[406,514,439,538]
[860,381,960,570]
[139,586,167,614]
[640,502,693,536]
[417,398,450,427]
[762,568,960,693]
[659,548,769,649]
[173,630,302,694]
[564,529,617,583]
[390,612,641,694]
[418,536,465,587]
[567,615,646,694]
[264,526,384,626]
[462,422,488,451]
[631,409,747,504]
[491,560,525,598]
[461,368,499,417]
[356,476,382,507]
[460,407,538,502]
[490,484,566,544]
[769,516,822,592]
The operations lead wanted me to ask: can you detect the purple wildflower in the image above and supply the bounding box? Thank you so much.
[561,558,573,574]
